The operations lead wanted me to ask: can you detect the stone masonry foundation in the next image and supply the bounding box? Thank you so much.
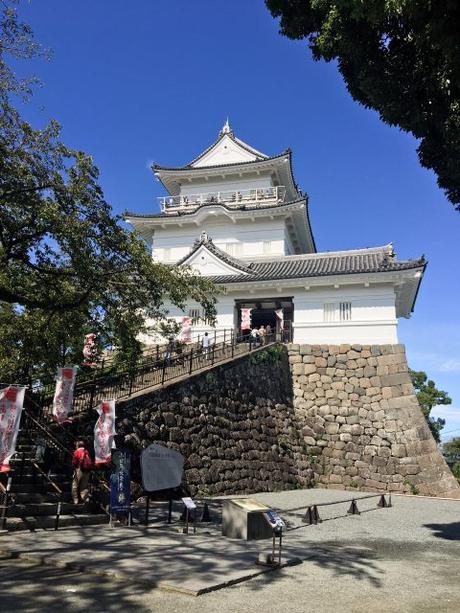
[72,344,459,499]
[288,342,460,498]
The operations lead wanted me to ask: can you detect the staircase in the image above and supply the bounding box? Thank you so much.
[1,415,107,532]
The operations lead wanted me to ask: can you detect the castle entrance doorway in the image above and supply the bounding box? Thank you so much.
[235,297,293,341]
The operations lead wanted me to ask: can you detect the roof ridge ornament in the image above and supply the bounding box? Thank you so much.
[219,117,233,137]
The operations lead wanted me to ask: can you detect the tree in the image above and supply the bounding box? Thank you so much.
[266,0,460,210]
[409,369,451,443]
[0,2,217,382]
[442,438,460,479]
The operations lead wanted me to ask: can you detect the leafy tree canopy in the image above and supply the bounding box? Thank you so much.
[442,437,460,479]
[0,1,217,382]
[410,369,452,443]
[266,0,460,210]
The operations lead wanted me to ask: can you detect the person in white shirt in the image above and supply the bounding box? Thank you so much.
[202,332,210,359]
[250,327,259,349]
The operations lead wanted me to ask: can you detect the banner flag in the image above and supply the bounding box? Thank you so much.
[0,386,26,473]
[52,366,77,424]
[275,308,284,331]
[110,448,131,517]
[94,400,116,466]
[241,308,252,331]
[179,316,192,344]
[82,333,98,367]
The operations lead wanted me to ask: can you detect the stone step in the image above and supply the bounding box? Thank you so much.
[9,473,71,485]
[10,502,94,517]
[4,513,108,532]
[11,492,73,504]
[10,481,71,494]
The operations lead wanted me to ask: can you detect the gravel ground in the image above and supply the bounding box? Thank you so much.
[0,490,459,612]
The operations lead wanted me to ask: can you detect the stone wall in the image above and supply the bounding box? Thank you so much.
[115,347,315,496]
[288,343,460,497]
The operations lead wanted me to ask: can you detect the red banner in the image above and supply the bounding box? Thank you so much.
[241,308,252,331]
[0,386,26,473]
[52,366,77,424]
[94,400,116,466]
[179,316,192,344]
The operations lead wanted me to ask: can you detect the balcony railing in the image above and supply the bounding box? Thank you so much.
[158,186,286,212]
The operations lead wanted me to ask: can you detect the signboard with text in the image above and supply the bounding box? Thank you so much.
[141,443,184,492]
[110,448,131,516]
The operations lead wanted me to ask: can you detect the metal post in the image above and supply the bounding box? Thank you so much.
[211,345,215,365]
[189,348,194,374]
[54,501,62,530]
[145,495,150,526]
[278,530,282,566]
[0,477,12,531]
[168,499,172,524]
[224,330,226,345]
[184,507,189,534]
[161,359,166,385]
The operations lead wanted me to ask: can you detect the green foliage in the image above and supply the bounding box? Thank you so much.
[266,0,460,209]
[442,438,460,479]
[249,344,285,365]
[0,3,217,382]
[409,369,451,443]
[403,479,420,496]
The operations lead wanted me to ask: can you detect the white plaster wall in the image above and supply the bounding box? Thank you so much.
[152,218,287,262]
[140,284,399,346]
[180,174,273,198]
[291,285,398,344]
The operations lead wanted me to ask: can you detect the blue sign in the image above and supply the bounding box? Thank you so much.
[110,448,131,516]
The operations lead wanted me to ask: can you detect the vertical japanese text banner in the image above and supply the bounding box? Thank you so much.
[241,308,252,331]
[179,316,192,344]
[0,386,26,473]
[52,366,77,424]
[275,308,284,331]
[94,400,116,466]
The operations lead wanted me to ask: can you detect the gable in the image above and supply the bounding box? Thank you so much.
[191,134,262,168]
[180,244,249,277]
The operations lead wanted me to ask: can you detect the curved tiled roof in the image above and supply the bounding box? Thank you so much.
[151,150,291,172]
[208,246,426,284]
[124,196,307,220]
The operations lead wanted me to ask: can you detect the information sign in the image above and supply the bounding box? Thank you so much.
[110,448,131,516]
[140,443,184,492]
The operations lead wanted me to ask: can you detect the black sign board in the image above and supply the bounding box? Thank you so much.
[110,448,131,516]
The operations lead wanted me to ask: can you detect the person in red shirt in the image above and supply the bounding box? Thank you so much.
[71,440,92,504]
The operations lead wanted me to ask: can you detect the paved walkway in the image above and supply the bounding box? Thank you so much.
[1,488,459,608]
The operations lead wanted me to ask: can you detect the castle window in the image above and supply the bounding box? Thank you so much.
[323,302,352,322]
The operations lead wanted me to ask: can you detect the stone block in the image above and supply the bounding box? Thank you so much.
[391,443,406,458]
[299,344,312,355]
[302,355,315,363]
[315,357,328,368]
[289,355,302,364]
[304,364,316,375]
[325,423,340,435]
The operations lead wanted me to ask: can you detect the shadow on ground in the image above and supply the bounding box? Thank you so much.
[424,522,460,541]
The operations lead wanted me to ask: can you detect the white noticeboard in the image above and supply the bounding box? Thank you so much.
[181,497,197,510]
[140,443,184,492]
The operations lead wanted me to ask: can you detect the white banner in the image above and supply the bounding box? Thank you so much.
[241,308,252,331]
[52,366,77,424]
[0,386,26,473]
[94,400,116,466]
[179,316,192,344]
[275,308,284,331]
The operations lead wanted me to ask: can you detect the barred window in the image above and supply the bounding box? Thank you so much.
[340,302,352,321]
[323,302,352,322]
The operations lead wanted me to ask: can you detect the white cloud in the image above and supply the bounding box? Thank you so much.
[439,359,460,373]
[431,405,460,422]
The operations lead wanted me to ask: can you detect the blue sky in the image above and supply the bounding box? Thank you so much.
[14,1,460,439]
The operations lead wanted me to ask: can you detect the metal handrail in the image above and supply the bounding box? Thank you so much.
[159,186,286,210]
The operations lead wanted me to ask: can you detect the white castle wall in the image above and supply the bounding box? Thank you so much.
[152,217,287,262]
[141,284,398,346]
